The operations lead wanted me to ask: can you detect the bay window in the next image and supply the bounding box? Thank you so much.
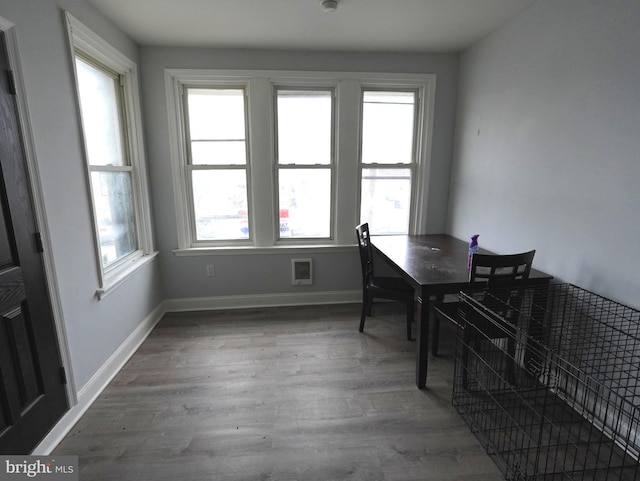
[166,70,434,252]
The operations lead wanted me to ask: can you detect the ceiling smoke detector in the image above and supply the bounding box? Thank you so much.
[321,0,339,13]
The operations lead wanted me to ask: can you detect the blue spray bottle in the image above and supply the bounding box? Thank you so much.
[468,234,479,269]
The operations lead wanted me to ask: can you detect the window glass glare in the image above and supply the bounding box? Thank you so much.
[278,169,331,238]
[187,88,247,165]
[75,56,126,167]
[277,90,332,165]
[192,170,249,240]
[360,168,412,235]
[190,141,246,166]
[91,172,137,267]
[361,90,415,165]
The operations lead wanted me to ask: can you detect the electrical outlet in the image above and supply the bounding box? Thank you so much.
[206,264,215,277]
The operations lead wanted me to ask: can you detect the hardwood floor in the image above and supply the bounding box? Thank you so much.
[53,303,504,481]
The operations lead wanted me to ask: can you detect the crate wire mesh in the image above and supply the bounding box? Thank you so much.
[452,283,640,481]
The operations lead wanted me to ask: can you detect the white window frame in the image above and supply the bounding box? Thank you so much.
[166,69,435,255]
[183,84,252,246]
[358,87,421,235]
[273,84,337,243]
[66,13,156,298]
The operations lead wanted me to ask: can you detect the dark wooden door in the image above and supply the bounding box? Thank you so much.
[0,31,68,454]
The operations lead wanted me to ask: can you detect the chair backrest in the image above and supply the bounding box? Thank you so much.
[469,250,536,287]
[468,250,536,327]
[355,223,375,285]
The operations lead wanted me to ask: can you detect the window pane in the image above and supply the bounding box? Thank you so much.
[91,172,137,267]
[279,169,331,238]
[191,141,246,166]
[192,170,249,240]
[361,91,415,165]
[187,88,247,165]
[360,168,411,235]
[277,90,332,165]
[75,56,126,167]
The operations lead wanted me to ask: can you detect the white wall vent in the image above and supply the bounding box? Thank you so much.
[292,258,313,285]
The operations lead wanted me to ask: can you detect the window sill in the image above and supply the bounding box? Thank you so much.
[96,251,159,300]
[173,244,356,256]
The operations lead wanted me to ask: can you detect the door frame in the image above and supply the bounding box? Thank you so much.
[0,17,75,408]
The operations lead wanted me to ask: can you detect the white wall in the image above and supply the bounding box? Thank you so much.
[140,48,459,302]
[0,0,163,393]
[448,0,640,308]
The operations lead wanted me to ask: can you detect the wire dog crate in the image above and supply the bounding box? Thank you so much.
[452,283,640,481]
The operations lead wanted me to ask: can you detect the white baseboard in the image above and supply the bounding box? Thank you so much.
[164,289,361,312]
[32,302,167,455]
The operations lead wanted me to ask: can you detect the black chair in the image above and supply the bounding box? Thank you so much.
[431,250,536,355]
[356,223,415,340]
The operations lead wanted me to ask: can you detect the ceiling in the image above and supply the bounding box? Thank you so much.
[88,0,537,53]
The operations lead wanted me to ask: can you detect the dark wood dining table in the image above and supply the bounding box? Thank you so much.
[371,234,553,389]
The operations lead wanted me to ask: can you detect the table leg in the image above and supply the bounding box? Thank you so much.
[416,291,430,389]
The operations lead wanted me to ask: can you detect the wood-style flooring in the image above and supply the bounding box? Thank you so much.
[53,303,504,481]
